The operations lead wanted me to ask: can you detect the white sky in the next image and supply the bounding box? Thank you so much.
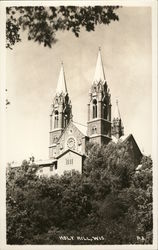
[6,7,152,163]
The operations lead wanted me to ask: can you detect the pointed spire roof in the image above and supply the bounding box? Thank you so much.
[113,99,121,120]
[93,47,106,83]
[56,62,67,95]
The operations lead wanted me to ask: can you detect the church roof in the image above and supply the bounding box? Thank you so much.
[72,121,87,136]
[112,133,129,143]
[112,133,142,156]
[56,62,67,95]
[56,148,84,159]
[119,134,131,142]
[111,135,119,143]
[56,120,87,145]
[93,48,106,83]
[35,159,57,166]
[113,99,121,120]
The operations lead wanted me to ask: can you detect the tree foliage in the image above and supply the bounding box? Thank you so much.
[6,144,152,244]
[6,6,120,49]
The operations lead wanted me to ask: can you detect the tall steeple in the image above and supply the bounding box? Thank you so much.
[112,99,124,139]
[56,62,67,95]
[93,47,105,83]
[87,48,112,146]
[49,63,72,159]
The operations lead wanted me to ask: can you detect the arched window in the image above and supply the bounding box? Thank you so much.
[92,126,97,134]
[92,127,94,134]
[54,110,59,128]
[53,136,58,143]
[93,99,97,118]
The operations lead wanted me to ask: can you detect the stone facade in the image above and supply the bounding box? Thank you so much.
[56,150,85,175]
[50,121,88,158]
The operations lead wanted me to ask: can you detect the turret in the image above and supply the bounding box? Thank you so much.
[112,99,124,139]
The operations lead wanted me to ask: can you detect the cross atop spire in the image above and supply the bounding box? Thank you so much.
[93,48,106,83]
[113,99,121,119]
[56,62,67,95]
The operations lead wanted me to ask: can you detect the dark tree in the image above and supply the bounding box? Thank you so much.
[6,6,120,49]
[6,144,152,244]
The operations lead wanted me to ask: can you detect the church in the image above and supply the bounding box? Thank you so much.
[35,49,142,176]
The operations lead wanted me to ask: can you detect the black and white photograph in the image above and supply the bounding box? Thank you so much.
[0,0,157,248]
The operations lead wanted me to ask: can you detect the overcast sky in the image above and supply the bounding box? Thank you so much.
[6,6,152,163]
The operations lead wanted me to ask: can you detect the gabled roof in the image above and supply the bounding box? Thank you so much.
[112,133,142,165]
[56,62,67,95]
[93,48,106,83]
[72,121,87,136]
[112,133,142,154]
[119,134,131,142]
[120,133,142,156]
[55,120,87,145]
[56,148,84,159]
[112,133,135,144]
[112,134,129,143]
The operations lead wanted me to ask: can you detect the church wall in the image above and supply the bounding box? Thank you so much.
[82,136,89,154]
[89,135,111,146]
[57,151,82,175]
[87,119,101,136]
[49,129,63,145]
[55,122,86,156]
[49,145,57,159]
[87,119,111,138]
[36,163,57,177]
[124,136,142,166]
[89,135,101,145]
[101,136,111,145]
[101,120,111,137]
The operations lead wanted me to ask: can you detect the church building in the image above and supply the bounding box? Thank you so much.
[34,49,142,176]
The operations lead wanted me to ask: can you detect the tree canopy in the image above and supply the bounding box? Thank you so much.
[6,6,120,49]
[6,142,152,244]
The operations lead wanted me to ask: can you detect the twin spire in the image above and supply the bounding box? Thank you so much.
[55,51,122,122]
[93,47,106,83]
[54,49,124,139]
[56,48,106,95]
[56,62,67,95]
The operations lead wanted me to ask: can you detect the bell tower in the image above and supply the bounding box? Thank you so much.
[87,48,112,145]
[49,63,72,158]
